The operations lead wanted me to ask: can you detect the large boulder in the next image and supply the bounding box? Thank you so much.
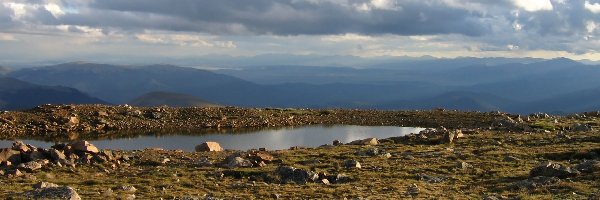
[0,148,22,164]
[69,141,99,153]
[529,161,580,178]
[275,166,319,184]
[22,184,81,200]
[195,142,223,152]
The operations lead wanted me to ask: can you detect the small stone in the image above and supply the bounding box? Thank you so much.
[8,169,24,177]
[114,185,137,193]
[320,179,331,185]
[456,161,472,170]
[406,184,419,196]
[195,142,224,152]
[223,156,252,168]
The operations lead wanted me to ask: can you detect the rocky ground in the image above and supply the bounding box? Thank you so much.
[0,105,599,199]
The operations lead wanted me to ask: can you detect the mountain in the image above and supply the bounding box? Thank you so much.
[9,62,263,105]
[516,87,600,114]
[373,91,520,112]
[0,77,106,110]
[129,92,222,107]
[0,66,11,75]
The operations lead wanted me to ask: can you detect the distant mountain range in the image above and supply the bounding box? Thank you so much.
[129,92,221,107]
[3,57,600,114]
[0,77,106,110]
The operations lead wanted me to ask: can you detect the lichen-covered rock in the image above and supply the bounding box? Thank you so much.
[22,185,81,200]
[529,161,580,178]
[348,138,379,145]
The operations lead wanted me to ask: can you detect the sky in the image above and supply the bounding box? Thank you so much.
[2,0,600,65]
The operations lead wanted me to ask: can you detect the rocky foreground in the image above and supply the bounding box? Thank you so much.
[0,105,599,199]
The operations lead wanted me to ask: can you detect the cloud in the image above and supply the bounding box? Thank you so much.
[512,0,553,12]
[585,1,600,13]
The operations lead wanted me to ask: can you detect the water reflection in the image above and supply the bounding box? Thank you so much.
[0,125,424,151]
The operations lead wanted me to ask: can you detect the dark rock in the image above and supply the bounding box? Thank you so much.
[511,176,560,190]
[275,166,319,184]
[529,161,580,178]
[343,159,361,169]
[503,155,520,162]
[575,160,600,173]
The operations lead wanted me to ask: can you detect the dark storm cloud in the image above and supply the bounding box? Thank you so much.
[80,0,491,36]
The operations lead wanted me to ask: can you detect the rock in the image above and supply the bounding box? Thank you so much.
[18,161,43,172]
[556,131,571,140]
[512,176,560,190]
[456,161,472,170]
[0,148,22,164]
[348,138,379,145]
[114,185,137,193]
[223,156,253,168]
[572,123,593,132]
[195,142,224,152]
[334,173,351,183]
[355,148,380,156]
[12,141,31,152]
[95,111,109,117]
[406,184,420,197]
[28,151,46,161]
[23,186,81,200]
[69,140,99,153]
[529,161,580,178]
[67,116,80,126]
[575,160,600,173]
[442,131,455,144]
[332,140,341,146]
[34,182,60,189]
[250,152,274,163]
[320,179,331,185]
[503,155,520,162]
[382,153,392,158]
[197,157,213,167]
[8,169,24,177]
[275,166,319,184]
[343,159,361,169]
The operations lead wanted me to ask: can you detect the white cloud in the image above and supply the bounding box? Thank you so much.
[585,1,600,13]
[355,0,400,11]
[135,32,236,48]
[512,0,553,12]
[321,34,375,42]
[44,3,65,17]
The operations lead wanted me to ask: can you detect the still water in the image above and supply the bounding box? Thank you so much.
[0,125,424,151]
